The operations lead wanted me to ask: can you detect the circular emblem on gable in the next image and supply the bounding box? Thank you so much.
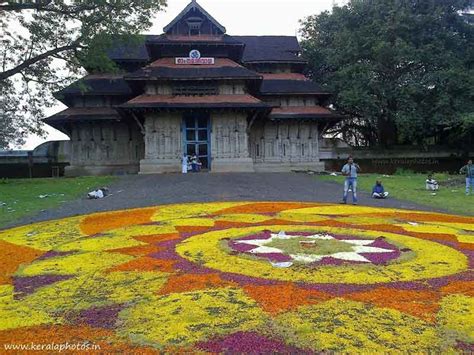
[189,49,201,59]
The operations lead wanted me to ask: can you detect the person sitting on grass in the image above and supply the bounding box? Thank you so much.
[459,159,473,195]
[425,174,439,191]
[372,180,389,199]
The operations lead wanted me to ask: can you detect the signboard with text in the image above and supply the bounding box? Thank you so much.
[175,50,215,65]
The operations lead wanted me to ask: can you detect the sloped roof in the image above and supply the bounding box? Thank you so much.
[234,36,306,63]
[262,73,308,80]
[260,79,329,95]
[269,106,342,120]
[148,34,242,45]
[106,35,307,65]
[44,108,121,127]
[125,58,261,81]
[120,94,269,109]
[163,0,226,34]
[55,75,132,96]
[106,36,156,62]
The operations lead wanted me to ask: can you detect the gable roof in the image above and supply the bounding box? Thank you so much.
[55,75,132,97]
[125,58,261,81]
[163,0,226,34]
[260,79,329,95]
[120,94,269,110]
[234,36,306,63]
[106,36,156,62]
[105,35,307,65]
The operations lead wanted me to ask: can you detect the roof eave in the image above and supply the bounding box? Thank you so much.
[259,92,332,96]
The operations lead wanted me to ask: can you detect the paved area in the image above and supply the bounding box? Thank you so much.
[5,173,451,229]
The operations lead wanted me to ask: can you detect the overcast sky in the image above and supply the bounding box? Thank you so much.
[21,0,346,150]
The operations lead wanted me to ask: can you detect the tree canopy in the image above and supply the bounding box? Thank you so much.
[300,0,474,147]
[0,0,166,149]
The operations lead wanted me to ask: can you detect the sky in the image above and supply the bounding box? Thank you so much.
[21,0,346,150]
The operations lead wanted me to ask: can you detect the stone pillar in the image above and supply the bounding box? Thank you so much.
[210,112,254,172]
[140,112,182,174]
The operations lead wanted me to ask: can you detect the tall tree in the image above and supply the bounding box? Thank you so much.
[300,0,474,147]
[0,0,166,149]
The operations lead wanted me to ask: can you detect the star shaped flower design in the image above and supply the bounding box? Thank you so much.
[234,231,395,265]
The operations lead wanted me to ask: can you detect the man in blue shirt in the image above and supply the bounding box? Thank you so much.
[460,159,474,195]
[341,156,361,204]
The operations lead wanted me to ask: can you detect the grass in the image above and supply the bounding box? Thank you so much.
[268,237,353,255]
[0,176,115,228]
[317,173,473,216]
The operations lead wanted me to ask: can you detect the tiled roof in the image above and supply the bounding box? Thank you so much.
[260,79,329,95]
[125,58,261,81]
[148,57,241,68]
[269,106,341,120]
[106,35,156,61]
[44,108,121,126]
[106,35,306,65]
[148,34,242,44]
[120,94,269,109]
[55,75,132,96]
[261,73,309,80]
[234,36,306,63]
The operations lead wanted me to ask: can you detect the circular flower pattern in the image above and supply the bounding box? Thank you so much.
[0,202,472,353]
[229,230,402,266]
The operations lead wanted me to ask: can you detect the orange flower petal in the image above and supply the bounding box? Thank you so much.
[80,208,156,235]
[108,257,175,273]
[214,202,319,215]
[344,287,440,322]
[0,240,43,285]
[134,233,181,244]
[243,283,330,315]
[440,280,474,297]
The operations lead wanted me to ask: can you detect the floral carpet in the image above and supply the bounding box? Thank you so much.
[0,202,473,353]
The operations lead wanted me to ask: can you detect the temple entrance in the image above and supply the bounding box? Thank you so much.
[183,112,211,170]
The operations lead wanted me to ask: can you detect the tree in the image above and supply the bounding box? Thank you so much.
[300,0,474,147]
[0,0,167,149]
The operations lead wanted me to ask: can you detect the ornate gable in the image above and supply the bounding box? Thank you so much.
[163,0,226,36]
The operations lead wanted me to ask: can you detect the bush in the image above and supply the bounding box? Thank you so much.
[394,168,416,176]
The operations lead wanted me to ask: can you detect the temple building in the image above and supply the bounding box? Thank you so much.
[45,0,343,176]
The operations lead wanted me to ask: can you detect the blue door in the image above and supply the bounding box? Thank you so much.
[183,113,211,170]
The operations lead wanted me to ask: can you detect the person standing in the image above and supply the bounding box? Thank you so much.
[460,159,474,195]
[181,153,188,174]
[341,156,361,204]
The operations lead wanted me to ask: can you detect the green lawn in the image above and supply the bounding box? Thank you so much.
[317,173,473,216]
[0,176,115,228]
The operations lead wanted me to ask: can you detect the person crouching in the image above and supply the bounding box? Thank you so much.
[372,180,389,199]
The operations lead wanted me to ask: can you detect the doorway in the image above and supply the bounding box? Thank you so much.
[183,112,210,170]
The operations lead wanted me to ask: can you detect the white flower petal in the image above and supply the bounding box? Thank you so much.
[270,233,295,240]
[235,238,271,247]
[342,239,375,246]
[353,246,394,254]
[307,234,335,240]
[270,261,293,268]
[290,254,324,263]
[250,246,284,254]
[331,252,371,262]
